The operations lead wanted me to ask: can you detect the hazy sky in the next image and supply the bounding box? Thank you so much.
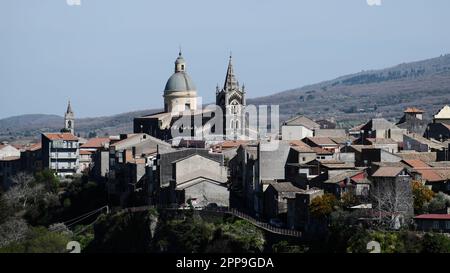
[1,0,450,119]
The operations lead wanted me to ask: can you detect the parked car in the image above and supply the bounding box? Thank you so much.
[269,218,284,228]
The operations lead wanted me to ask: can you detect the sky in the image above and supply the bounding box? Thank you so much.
[1,0,450,119]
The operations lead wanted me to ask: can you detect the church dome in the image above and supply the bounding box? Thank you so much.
[164,72,196,92]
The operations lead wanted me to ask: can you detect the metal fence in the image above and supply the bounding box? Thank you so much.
[121,205,302,238]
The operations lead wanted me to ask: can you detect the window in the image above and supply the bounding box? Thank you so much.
[181,64,185,70]
[185,103,190,110]
[433,221,440,230]
[230,101,239,114]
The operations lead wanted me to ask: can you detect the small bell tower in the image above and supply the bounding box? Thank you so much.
[64,100,75,134]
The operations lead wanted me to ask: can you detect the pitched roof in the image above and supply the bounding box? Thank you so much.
[428,161,450,167]
[289,140,314,153]
[416,169,445,182]
[404,107,424,113]
[283,116,320,129]
[414,214,450,220]
[111,133,169,149]
[434,105,450,119]
[363,118,398,131]
[330,137,353,145]
[371,166,405,177]
[43,133,78,141]
[349,145,373,153]
[312,147,334,155]
[269,182,303,193]
[218,140,249,150]
[325,170,363,184]
[404,133,446,150]
[81,137,110,148]
[171,153,222,164]
[27,143,42,151]
[320,161,355,169]
[396,151,437,162]
[402,159,430,169]
[305,137,337,146]
[349,123,365,132]
[0,156,20,161]
[366,138,398,145]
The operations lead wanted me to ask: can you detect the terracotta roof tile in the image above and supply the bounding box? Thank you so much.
[417,169,444,182]
[43,133,78,141]
[312,147,333,155]
[81,137,110,148]
[414,214,450,220]
[289,140,314,153]
[28,143,42,151]
[402,159,430,169]
[372,166,405,177]
[404,107,425,113]
[218,140,248,149]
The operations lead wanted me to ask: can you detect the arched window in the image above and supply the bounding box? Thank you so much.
[230,101,239,114]
[235,120,239,129]
[231,120,235,129]
[67,121,72,128]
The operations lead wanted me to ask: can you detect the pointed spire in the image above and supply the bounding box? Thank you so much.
[66,100,73,114]
[223,54,238,91]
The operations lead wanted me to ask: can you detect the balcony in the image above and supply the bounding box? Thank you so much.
[50,152,77,159]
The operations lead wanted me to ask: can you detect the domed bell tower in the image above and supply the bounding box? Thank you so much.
[163,50,198,113]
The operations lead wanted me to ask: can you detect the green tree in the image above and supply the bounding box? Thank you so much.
[87,211,153,253]
[209,219,265,253]
[421,233,450,253]
[426,192,450,213]
[272,240,307,253]
[34,169,59,193]
[0,193,13,225]
[0,227,70,253]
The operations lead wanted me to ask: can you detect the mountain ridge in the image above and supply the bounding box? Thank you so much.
[2,54,450,140]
